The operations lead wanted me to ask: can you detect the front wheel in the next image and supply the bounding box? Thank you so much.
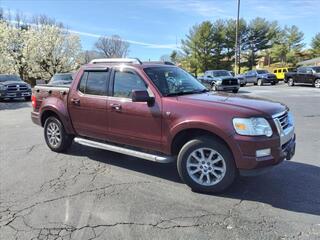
[314,79,320,88]
[44,116,73,152]
[212,84,217,91]
[232,89,239,93]
[257,79,263,86]
[288,78,294,86]
[177,136,236,193]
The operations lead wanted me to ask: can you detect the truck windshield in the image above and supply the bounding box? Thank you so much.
[312,67,320,73]
[0,75,22,82]
[144,66,207,96]
[212,70,232,77]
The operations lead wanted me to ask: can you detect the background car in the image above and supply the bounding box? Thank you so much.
[47,73,74,86]
[0,74,32,101]
[198,70,240,93]
[243,70,277,86]
[285,66,320,88]
[273,67,296,80]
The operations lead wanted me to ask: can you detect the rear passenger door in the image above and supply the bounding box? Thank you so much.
[68,69,109,140]
[296,67,306,83]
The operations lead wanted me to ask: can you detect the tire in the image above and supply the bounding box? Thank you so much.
[232,89,239,93]
[254,82,258,86]
[314,79,320,88]
[25,96,31,101]
[271,82,276,85]
[44,116,73,152]
[212,84,217,91]
[288,78,294,86]
[257,79,263,86]
[177,136,236,193]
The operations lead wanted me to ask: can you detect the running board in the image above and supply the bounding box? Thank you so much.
[74,137,174,163]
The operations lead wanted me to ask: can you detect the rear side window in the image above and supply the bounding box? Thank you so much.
[113,70,147,98]
[78,71,109,95]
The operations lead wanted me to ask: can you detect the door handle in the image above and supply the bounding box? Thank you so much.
[110,103,122,111]
[71,98,80,105]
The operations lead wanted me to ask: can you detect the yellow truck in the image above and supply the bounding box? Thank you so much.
[273,67,296,80]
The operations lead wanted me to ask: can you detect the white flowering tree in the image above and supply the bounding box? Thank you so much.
[0,19,83,84]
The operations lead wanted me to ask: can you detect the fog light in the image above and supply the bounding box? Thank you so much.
[256,148,271,158]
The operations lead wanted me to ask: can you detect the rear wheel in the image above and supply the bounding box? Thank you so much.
[177,136,236,193]
[258,79,263,86]
[288,78,294,86]
[314,79,320,88]
[212,84,217,91]
[44,116,73,152]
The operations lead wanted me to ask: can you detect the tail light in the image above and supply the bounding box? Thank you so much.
[31,95,37,109]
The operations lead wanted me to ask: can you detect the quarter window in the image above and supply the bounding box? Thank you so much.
[113,70,147,98]
[78,71,109,95]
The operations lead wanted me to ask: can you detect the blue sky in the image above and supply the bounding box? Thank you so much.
[1,0,319,60]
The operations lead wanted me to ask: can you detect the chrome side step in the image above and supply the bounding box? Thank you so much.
[74,137,174,163]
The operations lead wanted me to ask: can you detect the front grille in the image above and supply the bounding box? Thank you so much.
[7,84,28,92]
[222,79,238,86]
[275,111,289,130]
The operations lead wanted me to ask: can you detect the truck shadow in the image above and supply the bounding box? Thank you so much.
[0,98,31,110]
[68,143,320,216]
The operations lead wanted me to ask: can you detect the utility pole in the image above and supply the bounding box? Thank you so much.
[234,0,240,74]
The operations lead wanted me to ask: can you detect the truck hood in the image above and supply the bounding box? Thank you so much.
[0,81,29,86]
[178,92,287,117]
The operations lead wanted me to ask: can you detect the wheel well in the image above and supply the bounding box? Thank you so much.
[41,110,59,126]
[171,128,232,156]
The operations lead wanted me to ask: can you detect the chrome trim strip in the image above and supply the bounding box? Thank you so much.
[74,137,174,163]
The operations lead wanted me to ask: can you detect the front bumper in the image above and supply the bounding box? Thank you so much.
[216,85,240,91]
[0,90,32,98]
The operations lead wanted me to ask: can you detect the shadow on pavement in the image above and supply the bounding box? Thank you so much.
[68,143,320,216]
[0,98,31,110]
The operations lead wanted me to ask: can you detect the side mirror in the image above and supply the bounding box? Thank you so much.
[132,90,154,103]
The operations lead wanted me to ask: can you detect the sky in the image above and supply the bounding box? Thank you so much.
[1,0,319,61]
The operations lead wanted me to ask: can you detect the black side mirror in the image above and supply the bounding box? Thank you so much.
[132,90,154,103]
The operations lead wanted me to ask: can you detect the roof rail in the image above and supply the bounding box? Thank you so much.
[143,61,175,66]
[89,58,142,65]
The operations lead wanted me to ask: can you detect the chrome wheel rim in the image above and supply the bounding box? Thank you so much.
[186,147,226,186]
[315,79,320,88]
[288,79,293,86]
[46,122,61,147]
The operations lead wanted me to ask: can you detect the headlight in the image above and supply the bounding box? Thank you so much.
[233,117,273,137]
[0,85,7,90]
[287,112,294,126]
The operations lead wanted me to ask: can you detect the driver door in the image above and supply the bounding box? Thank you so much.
[107,68,162,152]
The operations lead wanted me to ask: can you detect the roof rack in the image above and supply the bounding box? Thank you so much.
[143,61,175,66]
[90,58,142,65]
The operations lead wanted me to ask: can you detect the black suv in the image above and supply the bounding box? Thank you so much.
[0,74,32,101]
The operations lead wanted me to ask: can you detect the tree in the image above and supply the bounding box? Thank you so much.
[181,21,215,73]
[83,50,105,64]
[95,35,129,58]
[24,25,83,80]
[242,18,274,69]
[311,33,320,57]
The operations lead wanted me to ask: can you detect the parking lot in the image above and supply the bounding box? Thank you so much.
[0,83,319,240]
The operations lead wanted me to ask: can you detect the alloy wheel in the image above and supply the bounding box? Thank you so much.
[46,122,61,147]
[186,147,226,186]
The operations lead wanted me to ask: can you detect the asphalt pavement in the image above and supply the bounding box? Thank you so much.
[0,83,319,240]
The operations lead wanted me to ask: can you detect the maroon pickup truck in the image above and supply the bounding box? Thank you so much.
[31,58,296,193]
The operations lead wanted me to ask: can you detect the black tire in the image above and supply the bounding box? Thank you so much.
[44,116,73,152]
[271,82,276,85]
[257,79,263,86]
[177,136,236,193]
[212,84,217,91]
[254,82,258,86]
[240,84,245,87]
[288,78,294,86]
[232,89,239,93]
[25,96,31,101]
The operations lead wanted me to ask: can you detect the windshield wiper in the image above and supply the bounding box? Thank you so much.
[165,89,209,96]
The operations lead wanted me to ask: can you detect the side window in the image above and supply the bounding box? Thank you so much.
[283,69,287,73]
[78,71,109,95]
[298,67,305,73]
[273,70,277,73]
[113,70,147,98]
